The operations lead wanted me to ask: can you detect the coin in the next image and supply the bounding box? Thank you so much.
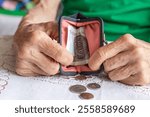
[87,83,101,90]
[69,85,86,93]
[74,75,87,80]
[79,92,94,100]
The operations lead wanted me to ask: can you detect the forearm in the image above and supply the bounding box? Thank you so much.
[19,0,61,27]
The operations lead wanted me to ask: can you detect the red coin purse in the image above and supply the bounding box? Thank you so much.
[59,13,105,75]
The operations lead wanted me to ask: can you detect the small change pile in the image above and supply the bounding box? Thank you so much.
[69,75,101,100]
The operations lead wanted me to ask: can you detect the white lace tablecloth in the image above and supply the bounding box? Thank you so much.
[0,36,150,100]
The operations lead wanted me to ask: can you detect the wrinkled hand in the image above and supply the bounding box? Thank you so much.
[14,22,73,76]
[89,34,150,86]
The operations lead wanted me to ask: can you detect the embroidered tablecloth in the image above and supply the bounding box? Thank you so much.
[0,36,150,100]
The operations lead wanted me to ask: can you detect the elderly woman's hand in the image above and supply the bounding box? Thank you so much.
[89,34,150,86]
[14,22,73,76]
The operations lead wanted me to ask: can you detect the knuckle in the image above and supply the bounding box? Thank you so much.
[103,61,109,72]
[26,24,41,33]
[122,34,133,39]
[25,24,34,32]
[17,48,30,59]
[29,30,43,43]
[121,34,135,45]
[96,48,106,60]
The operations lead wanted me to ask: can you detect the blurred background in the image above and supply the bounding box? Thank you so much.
[0,0,40,35]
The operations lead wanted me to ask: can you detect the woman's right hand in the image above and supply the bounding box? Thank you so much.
[14,21,73,76]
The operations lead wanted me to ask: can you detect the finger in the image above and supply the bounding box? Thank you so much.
[120,73,149,86]
[16,60,48,76]
[28,49,60,75]
[16,67,39,77]
[108,63,140,81]
[104,50,132,72]
[89,34,137,70]
[38,32,73,66]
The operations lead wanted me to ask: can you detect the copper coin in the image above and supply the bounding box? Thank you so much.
[75,75,87,80]
[69,85,86,93]
[79,92,94,100]
[87,83,101,90]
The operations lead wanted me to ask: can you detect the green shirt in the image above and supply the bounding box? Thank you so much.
[62,0,150,42]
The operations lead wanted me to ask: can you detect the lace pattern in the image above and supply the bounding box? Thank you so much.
[0,36,150,99]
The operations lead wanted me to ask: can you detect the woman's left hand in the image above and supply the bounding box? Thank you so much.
[89,34,150,86]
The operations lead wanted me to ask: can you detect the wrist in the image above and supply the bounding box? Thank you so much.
[18,0,60,27]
